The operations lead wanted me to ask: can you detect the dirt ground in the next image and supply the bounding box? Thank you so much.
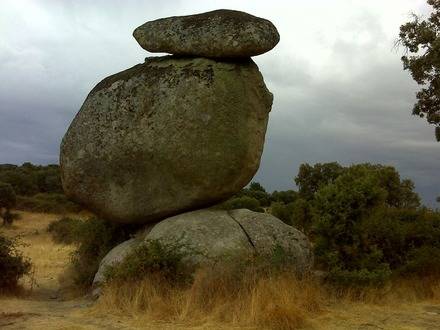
[1,212,440,330]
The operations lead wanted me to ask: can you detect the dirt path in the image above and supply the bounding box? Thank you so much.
[1,212,440,329]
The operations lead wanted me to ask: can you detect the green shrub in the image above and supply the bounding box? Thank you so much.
[312,166,402,285]
[0,182,17,226]
[47,217,83,244]
[218,196,264,212]
[311,163,440,285]
[104,241,295,287]
[0,163,62,196]
[70,218,139,287]
[270,202,294,224]
[327,265,392,287]
[104,240,191,284]
[290,198,313,233]
[0,234,32,291]
[270,190,298,204]
[16,193,81,214]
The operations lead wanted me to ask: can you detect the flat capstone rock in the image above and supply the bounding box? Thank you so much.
[133,9,280,58]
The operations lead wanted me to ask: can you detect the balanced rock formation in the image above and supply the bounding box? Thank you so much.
[93,209,313,289]
[61,56,272,224]
[133,9,280,58]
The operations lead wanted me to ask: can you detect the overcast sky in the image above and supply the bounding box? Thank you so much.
[1,0,439,206]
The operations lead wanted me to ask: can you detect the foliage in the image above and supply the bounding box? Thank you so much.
[237,181,272,207]
[0,162,81,213]
[219,181,299,213]
[47,217,83,244]
[290,198,313,233]
[0,182,17,226]
[270,202,295,225]
[312,165,389,285]
[69,218,139,287]
[398,0,440,138]
[104,240,191,284]
[295,163,420,208]
[271,189,298,204]
[218,196,265,213]
[0,234,32,290]
[0,163,62,196]
[16,193,81,214]
[249,181,266,192]
[311,164,439,285]
[295,162,344,200]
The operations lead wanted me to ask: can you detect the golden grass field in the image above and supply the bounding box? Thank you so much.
[1,212,440,329]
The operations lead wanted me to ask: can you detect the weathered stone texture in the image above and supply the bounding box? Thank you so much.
[133,9,280,58]
[61,56,272,224]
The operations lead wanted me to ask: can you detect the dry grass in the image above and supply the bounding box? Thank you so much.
[98,269,321,330]
[334,276,440,305]
[97,266,440,330]
[0,211,77,295]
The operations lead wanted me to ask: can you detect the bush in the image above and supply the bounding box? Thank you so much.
[270,202,294,225]
[47,217,83,244]
[104,240,191,284]
[360,207,440,277]
[105,241,295,287]
[0,234,32,291]
[0,163,62,196]
[271,190,298,204]
[0,182,16,226]
[290,198,313,233]
[16,193,81,213]
[70,218,139,287]
[311,164,440,285]
[218,196,264,212]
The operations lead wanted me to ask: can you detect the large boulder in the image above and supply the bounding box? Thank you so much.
[146,209,313,273]
[229,209,313,272]
[93,209,313,288]
[146,209,255,264]
[60,56,273,224]
[133,9,280,58]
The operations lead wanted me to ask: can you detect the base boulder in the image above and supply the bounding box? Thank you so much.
[93,209,313,290]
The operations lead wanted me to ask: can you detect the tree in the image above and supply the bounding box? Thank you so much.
[249,181,266,192]
[0,182,17,226]
[294,162,344,200]
[270,202,294,225]
[271,190,298,204]
[310,164,428,285]
[312,166,392,284]
[290,198,313,233]
[399,0,440,140]
[295,162,420,209]
[351,164,420,208]
[235,182,272,207]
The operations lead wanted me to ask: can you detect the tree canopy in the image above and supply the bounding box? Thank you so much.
[399,0,440,140]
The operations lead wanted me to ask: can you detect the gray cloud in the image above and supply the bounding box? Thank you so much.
[1,0,438,206]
